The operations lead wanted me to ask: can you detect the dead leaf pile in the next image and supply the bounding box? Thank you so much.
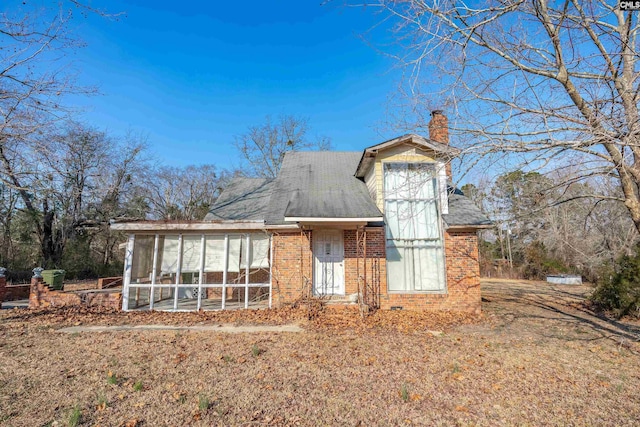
[307,306,480,333]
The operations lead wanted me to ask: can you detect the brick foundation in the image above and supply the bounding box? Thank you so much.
[203,270,270,300]
[63,281,99,292]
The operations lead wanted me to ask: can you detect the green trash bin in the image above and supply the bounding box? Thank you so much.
[41,270,65,290]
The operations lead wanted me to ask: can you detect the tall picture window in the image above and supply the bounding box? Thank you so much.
[384,162,446,292]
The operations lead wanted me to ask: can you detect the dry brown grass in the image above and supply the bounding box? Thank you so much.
[2,279,640,426]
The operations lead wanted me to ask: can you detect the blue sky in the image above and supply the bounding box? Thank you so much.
[11,1,410,170]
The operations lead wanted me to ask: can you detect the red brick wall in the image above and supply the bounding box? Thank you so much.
[271,231,313,305]
[64,282,98,292]
[271,228,387,306]
[204,270,270,285]
[271,227,480,313]
[29,277,122,310]
[4,284,31,301]
[379,230,481,313]
[204,270,270,301]
[344,228,386,300]
[344,230,360,296]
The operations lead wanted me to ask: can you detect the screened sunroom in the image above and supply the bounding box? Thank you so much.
[111,221,275,311]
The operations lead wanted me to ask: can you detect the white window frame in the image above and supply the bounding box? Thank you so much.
[383,162,447,293]
[121,232,272,311]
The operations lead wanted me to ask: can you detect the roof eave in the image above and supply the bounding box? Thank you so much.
[444,223,494,231]
[109,220,293,232]
[283,216,383,223]
[355,134,461,178]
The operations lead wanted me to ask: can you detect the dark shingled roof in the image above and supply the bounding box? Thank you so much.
[205,178,274,221]
[443,188,492,227]
[266,151,383,224]
[206,152,490,228]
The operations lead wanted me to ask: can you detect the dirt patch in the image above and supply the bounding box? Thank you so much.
[476,278,640,348]
[1,279,640,426]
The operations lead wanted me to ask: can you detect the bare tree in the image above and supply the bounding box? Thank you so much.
[470,167,638,279]
[146,164,223,220]
[0,181,19,265]
[0,1,133,269]
[356,1,640,234]
[0,3,98,266]
[234,114,331,178]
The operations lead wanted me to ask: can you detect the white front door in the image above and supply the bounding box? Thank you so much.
[313,230,345,296]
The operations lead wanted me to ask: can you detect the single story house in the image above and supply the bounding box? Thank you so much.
[111,111,491,312]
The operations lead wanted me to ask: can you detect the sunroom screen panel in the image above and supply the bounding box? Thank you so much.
[181,235,202,272]
[160,235,180,273]
[242,234,270,269]
[204,235,225,272]
[130,235,154,281]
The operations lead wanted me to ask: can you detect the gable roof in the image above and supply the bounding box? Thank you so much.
[207,139,490,229]
[355,133,461,178]
[207,152,383,225]
[270,151,383,223]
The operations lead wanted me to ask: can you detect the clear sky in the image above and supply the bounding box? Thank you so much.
[10,0,410,170]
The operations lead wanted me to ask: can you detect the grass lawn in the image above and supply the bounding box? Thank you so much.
[1,279,640,426]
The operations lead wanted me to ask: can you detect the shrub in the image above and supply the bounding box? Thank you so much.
[591,246,640,318]
[522,241,568,280]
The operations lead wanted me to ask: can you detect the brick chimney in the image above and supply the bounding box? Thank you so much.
[428,110,452,179]
[428,110,448,145]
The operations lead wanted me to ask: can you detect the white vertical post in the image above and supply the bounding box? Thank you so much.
[245,233,250,309]
[222,234,229,310]
[437,161,449,215]
[122,234,135,311]
[197,234,205,311]
[149,234,160,310]
[173,234,183,311]
[268,233,273,309]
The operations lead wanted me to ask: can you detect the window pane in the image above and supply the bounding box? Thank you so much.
[204,235,225,272]
[384,162,445,292]
[412,243,445,291]
[384,164,439,240]
[227,235,242,272]
[131,236,154,283]
[181,236,202,272]
[251,234,270,268]
[160,235,180,273]
[412,200,439,239]
[240,234,270,269]
[386,244,407,291]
